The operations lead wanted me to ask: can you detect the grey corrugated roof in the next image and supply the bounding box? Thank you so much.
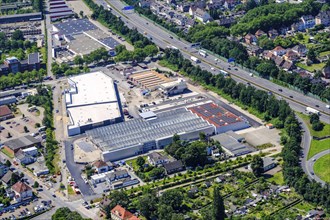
[212,133,254,156]
[4,135,40,151]
[28,52,39,65]
[87,108,213,151]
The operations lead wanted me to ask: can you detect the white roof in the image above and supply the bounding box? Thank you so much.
[66,71,121,128]
[22,146,38,152]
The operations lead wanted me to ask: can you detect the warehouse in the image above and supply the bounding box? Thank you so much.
[3,135,41,155]
[211,132,255,156]
[86,108,215,162]
[66,71,123,136]
[188,101,250,134]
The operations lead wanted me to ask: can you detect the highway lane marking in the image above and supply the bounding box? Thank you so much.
[103,0,330,117]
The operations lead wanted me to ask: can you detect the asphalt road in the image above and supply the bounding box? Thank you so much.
[97,0,330,123]
[64,139,95,196]
[307,150,329,185]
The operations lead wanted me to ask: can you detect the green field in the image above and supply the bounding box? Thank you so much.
[308,139,330,159]
[297,113,330,138]
[319,51,330,57]
[296,62,326,72]
[1,148,14,158]
[268,171,284,185]
[313,154,330,183]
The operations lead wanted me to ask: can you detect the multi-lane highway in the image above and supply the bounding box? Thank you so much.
[95,0,330,123]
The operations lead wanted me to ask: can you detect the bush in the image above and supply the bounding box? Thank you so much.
[312,121,324,131]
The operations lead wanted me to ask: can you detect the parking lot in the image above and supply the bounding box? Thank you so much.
[0,104,44,141]
[238,126,281,148]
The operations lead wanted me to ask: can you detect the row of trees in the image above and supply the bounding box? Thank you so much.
[26,86,58,174]
[114,44,158,63]
[162,48,330,213]
[52,207,89,220]
[0,31,38,56]
[0,69,46,90]
[83,0,154,48]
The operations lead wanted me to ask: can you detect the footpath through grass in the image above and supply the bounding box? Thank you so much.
[313,154,330,183]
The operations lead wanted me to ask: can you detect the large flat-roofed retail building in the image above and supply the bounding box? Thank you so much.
[188,101,250,134]
[86,108,215,162]
[65,71,123,136]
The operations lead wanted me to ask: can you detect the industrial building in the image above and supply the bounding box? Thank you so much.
[128,70,173,91]
[65,71,123,136]
[0,105,14,121]
[211,131,255,156]
[48,0,74,21]
[3,135,41,155]
[188,101,250,134]
[86,108,215,162]
[0,96,17,106]
[0,12,42,24]
[52,19,119,56]
[159,78,187,96]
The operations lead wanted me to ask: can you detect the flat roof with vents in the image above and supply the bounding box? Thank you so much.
[66,71,121,135]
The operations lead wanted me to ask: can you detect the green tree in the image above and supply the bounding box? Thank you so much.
[108,190,129,209]
[74,56,84,66]
[157,204,174,220]
[251,155,264,177]
[309,113,319,124]
[307,48,317,63]
[12,30,24,41]
[51,207,88,220]
[5,160,11,167]
[137,193,158,219]
[33,181,39,188]
[160,189,183,210]
[23,126,29,133]
[149,167,165,179]
[136,156,145,170]
[212,186,225,220]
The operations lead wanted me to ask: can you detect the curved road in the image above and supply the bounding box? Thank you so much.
[297,115,329,185]
[307,150,330,185]
[95,0,330,123]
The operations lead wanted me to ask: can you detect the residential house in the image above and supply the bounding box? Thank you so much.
[163,160,184,175]
[244,33,257,44]
[11,181,33,202]
[283,50,299,61]
[306,210,325,219]
[107,170,129,182]
[92,160,110,174]
[111,205,140,220]
[262,157,276,172]
[15,150,36,165]
[150,3,163,15]
[268,29,279,39]
[166,0,176,5]
[263,50,275,60]
[272,46,286,56]
[255,29,266,38]
[185,18,196,28]
[246,44,263,56]
[1,170,13,187]
[274,56,285,67]
[281,61,295,71]
[194,8,211,23]
[147,152,169,166]
[177,3,190,13]
[0,105,14,121]
[22,146,38,157]
[291,21,305,32]
[3,135,41,155]
[292,44,307,57]
[216,16,236,26]
[139,0,151,8]
[172,14,185,26]
[0,163,9,178]
[315,10,330,26]
[301,15,315,29]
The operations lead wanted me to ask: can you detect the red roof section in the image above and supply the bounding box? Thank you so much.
[0,105,12,117]
[188,102,242,128]
[111,205,141,220]
[11,181,32,193]
[92,160,107,168]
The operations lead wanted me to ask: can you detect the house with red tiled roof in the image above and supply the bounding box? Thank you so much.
[283,50,299,61]
[244,33,257,44]
[92,160,110,174]
[11,181,33,202]
[255,29,266,38]
[111,205,141,220]
[0,105,14,121]
[272,46,286,56]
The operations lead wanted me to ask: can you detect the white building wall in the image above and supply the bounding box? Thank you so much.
[215,122,250,134]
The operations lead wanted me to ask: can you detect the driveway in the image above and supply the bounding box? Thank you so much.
[64,139,95,196]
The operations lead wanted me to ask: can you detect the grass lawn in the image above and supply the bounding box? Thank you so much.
[308,139,330,159]
[313,154,330,183]
[293,201,315,213]
[297,113,330,138]
[67,185,75,195]
[126,156,148,172]
[296,62,325,72]
[268,171,284,185]
[1,148,14,158]
[319,50,330,57]
[158,60,179,72]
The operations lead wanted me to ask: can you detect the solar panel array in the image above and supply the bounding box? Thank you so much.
[189,102,242,128]
[86,108,213,151]
[99,37,120,49]
[54,19,97,35]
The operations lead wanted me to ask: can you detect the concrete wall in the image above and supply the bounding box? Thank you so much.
[215,122,250,134]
